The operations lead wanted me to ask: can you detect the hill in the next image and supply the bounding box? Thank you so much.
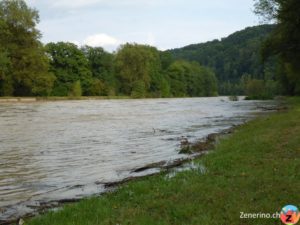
[167,25,275,87]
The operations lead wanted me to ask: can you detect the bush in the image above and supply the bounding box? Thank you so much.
[245,79,274,100]
[131,80,146,98]
[228,95,239,101]
[69,81,82,97]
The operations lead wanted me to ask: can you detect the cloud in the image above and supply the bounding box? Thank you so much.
[83,33,121,48]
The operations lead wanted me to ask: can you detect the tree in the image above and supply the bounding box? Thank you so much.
[89,78,104,96]
[0,48,12,96]
[245,79,265,99]
[254,0,278,22]
[201,66,218,96]
[0,18,11,95]
[131,80,147,98]
[167,61,188,97]
[46,42,93,96]
[167,60,218,97]
[81,46,115,95]
[0,0,55,96]
[254,0,300,95]
[160,51,174,70]
[115,43,162,96]
[160,78,171,97]
[69,80,82,97]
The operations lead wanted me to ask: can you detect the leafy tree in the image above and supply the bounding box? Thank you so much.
[115,43,162,96]
[131,80,147,98]
[264,79,278,97]
[160,78,171,97]
[254,0,300,95]
[90,78,105,96]
[46,42,93,96]
[167,60,218,97]
[0,18,11,95]
[201,66,218,96]
[253,0,278,22]
[0,0,55,96]
[167,61,188,97]
[69,80,82,97]
[159,51,174,70]
[0,48,12,96]
[245,79,266,99]
[82,46,115,95]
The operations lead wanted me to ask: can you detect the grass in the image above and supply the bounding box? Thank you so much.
[28,98,300,225]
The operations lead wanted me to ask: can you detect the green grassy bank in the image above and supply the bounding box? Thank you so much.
[28,98,300,225]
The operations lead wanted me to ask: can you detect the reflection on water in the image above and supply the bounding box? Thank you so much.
[0,97,275,221]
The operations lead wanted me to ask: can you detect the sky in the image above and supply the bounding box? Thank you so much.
[25,0,259,52]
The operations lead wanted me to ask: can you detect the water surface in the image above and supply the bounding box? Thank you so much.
[0,97,275,221]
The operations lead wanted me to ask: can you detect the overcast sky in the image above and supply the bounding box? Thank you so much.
[25,0,259,51]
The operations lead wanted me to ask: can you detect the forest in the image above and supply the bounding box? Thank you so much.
[0,0,299,98]
[168,25,278,97]
[0,0,217,98]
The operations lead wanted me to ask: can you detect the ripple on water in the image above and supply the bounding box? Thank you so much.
[0,97,278,221]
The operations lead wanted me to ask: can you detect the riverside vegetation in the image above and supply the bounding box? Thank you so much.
[1,0,299,99]
[27,97,300,225]
[0,0,218,99]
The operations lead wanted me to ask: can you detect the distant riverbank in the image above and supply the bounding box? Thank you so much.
[0,96,132,103]
[24,97,299,225]
[0,96,242,103]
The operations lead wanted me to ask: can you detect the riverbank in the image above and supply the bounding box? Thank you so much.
[0,96,131,103]
[0,96,247,103]
[25,97,300,225]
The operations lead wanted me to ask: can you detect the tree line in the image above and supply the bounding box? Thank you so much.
[0,0,218,98]
[254,0,300,96]
[168,25,280,97]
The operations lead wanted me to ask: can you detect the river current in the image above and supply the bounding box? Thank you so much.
[0,97,275,221]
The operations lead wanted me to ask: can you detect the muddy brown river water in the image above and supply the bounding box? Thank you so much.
[0,97,276,222]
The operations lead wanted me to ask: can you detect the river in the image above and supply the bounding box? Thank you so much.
[0,97,276,222]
